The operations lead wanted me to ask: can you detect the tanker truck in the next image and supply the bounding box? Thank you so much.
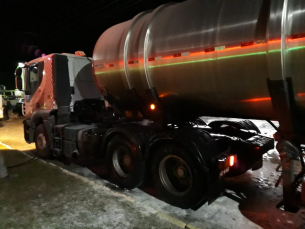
[15,0,305,211]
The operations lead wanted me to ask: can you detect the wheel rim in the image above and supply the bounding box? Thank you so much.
[36,133,46,150]
[112,146,133,178]
[159,155,193,196]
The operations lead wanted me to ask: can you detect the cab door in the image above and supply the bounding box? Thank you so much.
[23,62,45,116]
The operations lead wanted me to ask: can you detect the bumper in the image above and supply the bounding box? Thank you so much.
[228,135,274,176]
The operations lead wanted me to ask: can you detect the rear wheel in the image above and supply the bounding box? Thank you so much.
[151,144,206,209]
[34,124,52,159]
[106,135,145,189]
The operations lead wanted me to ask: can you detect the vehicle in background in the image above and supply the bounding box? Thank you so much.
[0,85,24,120]
[2,89,24,107]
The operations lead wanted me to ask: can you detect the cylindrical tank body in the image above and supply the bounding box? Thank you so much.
[92,0,305,123]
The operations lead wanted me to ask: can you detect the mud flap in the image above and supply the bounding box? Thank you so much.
[23,119,32,143]
[191,174,225,210]
[43,120,54,150]
[208,175,226,205]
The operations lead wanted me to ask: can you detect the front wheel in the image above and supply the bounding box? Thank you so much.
[151,144,206,209]
[34,124,52,159]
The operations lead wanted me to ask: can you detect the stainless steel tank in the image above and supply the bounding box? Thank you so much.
[92,0,305,122]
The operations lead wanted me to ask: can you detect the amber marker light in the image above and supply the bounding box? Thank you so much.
[229,155,235,167]
[150,104,156,110]
[241,97,271,102]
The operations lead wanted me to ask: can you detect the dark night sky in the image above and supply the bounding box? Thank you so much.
[0,0,184,89]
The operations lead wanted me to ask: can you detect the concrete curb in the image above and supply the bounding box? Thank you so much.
[185,224,201,229]
[157,211,187,228]
[156,211,200,229]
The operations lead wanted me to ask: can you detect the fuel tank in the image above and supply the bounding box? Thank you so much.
[92,0,305,123]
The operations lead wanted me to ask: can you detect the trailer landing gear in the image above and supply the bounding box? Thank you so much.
[275,140,305,212]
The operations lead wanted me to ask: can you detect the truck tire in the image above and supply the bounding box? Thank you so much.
[151,144,205,209]
[34,124,52,159]
[194,117,207,125]
[189,117,207,126]
[106,135,145,189]
[209,119,261,134]
[237,120,261,134]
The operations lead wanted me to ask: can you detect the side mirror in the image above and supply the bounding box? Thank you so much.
[15,68,23,91]
[15,67,22,77]
[15,76,23,91]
